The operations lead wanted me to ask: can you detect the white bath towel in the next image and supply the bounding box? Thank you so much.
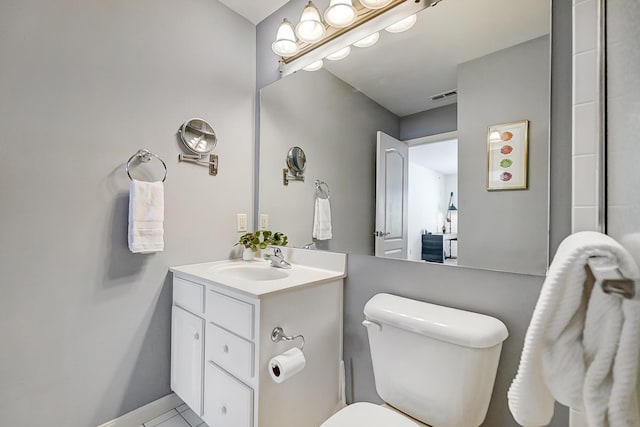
[508,231,640,427]
[312,197,332,241]
[128,179,164,253]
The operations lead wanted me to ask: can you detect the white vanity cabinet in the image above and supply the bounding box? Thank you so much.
[170,251,346,427]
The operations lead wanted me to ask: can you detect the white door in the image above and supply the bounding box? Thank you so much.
[171,306,204,416]
[375,131,408,259]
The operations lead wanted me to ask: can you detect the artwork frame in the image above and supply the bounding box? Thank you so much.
[486,120,529,191]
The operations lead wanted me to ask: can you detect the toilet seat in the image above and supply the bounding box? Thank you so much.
[320,402,423,427]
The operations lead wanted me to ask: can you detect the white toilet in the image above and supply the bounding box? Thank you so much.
[322,293,509,427]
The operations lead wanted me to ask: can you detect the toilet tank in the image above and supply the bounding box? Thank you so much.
[363,293,509,427]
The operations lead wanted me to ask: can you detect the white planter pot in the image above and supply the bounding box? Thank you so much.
[243,248,256,261]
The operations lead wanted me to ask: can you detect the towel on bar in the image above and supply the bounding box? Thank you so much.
[128,179,164,253]
[312,197,332,241]
[508,231,640,427]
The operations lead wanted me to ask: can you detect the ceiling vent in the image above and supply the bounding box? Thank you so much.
[431,89,457,101]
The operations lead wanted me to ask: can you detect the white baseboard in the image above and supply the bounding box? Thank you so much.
[97,393,184,427]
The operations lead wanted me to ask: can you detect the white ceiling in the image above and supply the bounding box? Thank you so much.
[323,0,551,116]
[409,139,458,175]
[218,0,289,24]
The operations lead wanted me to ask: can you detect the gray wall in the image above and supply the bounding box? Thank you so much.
[0,1,255,426]
[457,36,551,275]
[399,103,458,141]
[256,1,571,426]
[259,70,399,253]
[606,0,640,264]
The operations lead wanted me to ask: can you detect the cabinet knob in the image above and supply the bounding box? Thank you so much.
[220,406,227,416]
[193,332,199,340]
[223,345,230,353]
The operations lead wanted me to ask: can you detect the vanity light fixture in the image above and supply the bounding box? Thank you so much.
[353,32,380,48]
[275,0,437,70]
[324,0,357,28]
[296,1,326,43]
[272,19,299,57]
[303,59,324,71]
[360,0,394,9]
[326,46,351,61]
[385,14,418,33]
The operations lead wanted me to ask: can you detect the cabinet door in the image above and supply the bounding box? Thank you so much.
[171,306,204,416]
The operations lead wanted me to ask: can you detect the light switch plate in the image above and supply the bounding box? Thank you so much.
[237,214,247,232]
[259,214,269,230]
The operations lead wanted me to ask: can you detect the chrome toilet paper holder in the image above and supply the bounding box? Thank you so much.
[271,326,305,350]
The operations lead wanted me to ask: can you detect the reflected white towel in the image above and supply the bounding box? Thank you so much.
[508,231,640,427]
[312,197,332,241]
[128,179,164,253]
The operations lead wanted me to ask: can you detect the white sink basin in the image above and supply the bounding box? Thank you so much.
[213,264,289,281]
[171,250,347,297]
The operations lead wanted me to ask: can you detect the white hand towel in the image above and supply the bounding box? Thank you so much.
[312,197,332,241]
[128,179,164,253]
[508,231,640,427]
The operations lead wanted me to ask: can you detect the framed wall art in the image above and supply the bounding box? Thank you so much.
[487,120,529,190]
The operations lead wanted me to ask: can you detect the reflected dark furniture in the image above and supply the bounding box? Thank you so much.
[421,234,444,263]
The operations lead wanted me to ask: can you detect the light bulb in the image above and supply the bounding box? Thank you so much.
[296,1,326,43]
[353,32,380,48]
[272,19,299,57]
[385,14,417,33]
[324,0,357,28]
[359,0,392,9]
[303,60,324,71]
[326,46,351,61]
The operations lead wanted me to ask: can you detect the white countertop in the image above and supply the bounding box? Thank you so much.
[170,249,347,298]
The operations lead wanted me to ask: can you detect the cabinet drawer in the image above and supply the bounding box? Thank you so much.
[206,323,254,384]
[207,291,254,339]
[203,362,253,427]
[174,277,205,315]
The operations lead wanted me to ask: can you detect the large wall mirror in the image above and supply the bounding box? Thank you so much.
[259,0,551,275]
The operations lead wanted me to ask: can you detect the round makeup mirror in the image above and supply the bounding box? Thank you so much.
[286,146,306,176]
[179,118,217,155]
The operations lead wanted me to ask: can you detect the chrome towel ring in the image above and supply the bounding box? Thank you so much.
[315,179,330,199]
[126,149,168,182]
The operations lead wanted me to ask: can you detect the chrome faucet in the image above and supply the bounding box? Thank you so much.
[263,247,292,269]
[301,242,316,249]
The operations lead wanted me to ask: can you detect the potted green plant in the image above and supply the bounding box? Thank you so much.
[236,230,288,261]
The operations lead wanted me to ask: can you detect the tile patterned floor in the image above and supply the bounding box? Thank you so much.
[140,404,207,427]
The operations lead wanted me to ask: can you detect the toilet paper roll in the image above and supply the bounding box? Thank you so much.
[269,348,306,384]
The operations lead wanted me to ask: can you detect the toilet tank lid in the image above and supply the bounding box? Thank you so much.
[363,293,509,348]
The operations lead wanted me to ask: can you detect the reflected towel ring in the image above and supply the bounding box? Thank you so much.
[126,149,168,182]
[315,179,330,199]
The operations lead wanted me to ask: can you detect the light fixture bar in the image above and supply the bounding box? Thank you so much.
[281,0,407,65]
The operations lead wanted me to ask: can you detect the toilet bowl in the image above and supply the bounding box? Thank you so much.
[321,402,426,427]
[321,293,509,427]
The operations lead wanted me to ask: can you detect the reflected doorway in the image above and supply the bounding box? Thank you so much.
[375,131,458,265]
